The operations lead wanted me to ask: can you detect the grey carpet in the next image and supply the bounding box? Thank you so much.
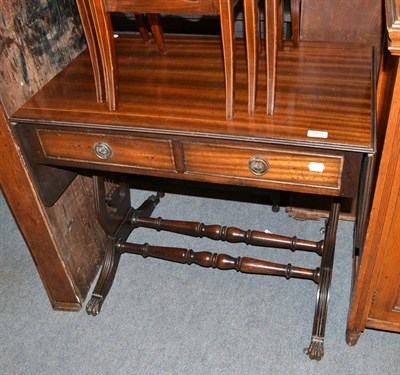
[1,187,399,375]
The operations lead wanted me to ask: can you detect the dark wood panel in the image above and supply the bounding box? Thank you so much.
[0,100,102,310]
[44,175,106,307]
[368,181,400,329]
[300,0,382,44]
[14,125,77,206]
[0,0,85,202]
[300,0,382,66]
[0,0,106,310]
[0,0,85,116]
[346,50,400,345]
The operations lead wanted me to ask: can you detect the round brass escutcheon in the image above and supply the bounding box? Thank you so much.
[248,156,269,176]
[94,142,113,160]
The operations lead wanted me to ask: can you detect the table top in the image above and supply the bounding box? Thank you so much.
[12,35,375,154]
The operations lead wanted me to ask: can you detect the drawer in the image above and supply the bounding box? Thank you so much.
[183,142,344,194]
[37,130,176,171]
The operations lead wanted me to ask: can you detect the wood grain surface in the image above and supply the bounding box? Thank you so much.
[13,36,374,153]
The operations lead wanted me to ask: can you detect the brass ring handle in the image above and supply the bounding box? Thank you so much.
[94,142,113,160]
[248,156,269,176]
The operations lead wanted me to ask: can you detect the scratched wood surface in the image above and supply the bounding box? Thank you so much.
[0,0,106,310]
[0,0,84,116]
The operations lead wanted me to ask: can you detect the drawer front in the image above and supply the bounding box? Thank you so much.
[183,143,343,193]
[37,130,175,171]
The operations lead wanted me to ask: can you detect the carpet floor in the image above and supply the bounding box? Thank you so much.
[1,187,399,374]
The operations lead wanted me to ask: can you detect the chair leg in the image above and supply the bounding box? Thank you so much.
[76,0,105,103]
[243,0,259,114]
[88,0,119,110]
[276,0,284,51]
[134,13,151,43]
[291,0,300,48]
[219,0,236,120]
[148,13,167,54]
[265,0,279,115]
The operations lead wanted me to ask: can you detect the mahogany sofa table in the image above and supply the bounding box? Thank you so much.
[11,35,375,360]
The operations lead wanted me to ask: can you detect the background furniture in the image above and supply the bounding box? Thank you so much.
[134,13,166,53]
[87,0,242,119]
[290,0,300,47]
[300,0,382,64]
[346,0,400,345]
[277,0,300,49]
[0,0,106,311]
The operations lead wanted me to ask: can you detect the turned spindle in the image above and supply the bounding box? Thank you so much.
[131,215,323,255]
[117,241,321,282]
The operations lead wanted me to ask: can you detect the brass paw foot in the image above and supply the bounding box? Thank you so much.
[86,294,104,316]
[304,336,324,361]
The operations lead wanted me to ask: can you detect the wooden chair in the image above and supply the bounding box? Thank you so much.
[270,0,301,115]
[78,0,279,118]
[277,0,300,50]
[290,0,301,48]
[76,0,166,103]
[223,0,283,115]
[264,0,280,114]
[85,0,256,120]
[76,0,106,103]
[255,0,298,115]
[244,0,280,115]
[134,13,167,54]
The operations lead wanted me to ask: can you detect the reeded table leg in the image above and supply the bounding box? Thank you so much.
[305,199,341,360]
[86,236,121,316]
[86,176,163,316]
